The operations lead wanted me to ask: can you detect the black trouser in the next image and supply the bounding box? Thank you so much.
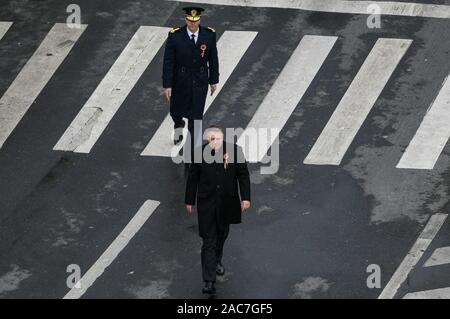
[200,209,230,283]
[171,115,202,163]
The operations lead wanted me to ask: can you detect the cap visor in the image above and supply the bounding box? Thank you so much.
[185,16,201,22]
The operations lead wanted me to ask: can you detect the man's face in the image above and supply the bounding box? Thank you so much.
[186,18,200,32]
[207,130,224,150]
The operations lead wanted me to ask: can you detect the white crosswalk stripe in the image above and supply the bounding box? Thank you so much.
[0,23,86,149]
[167,0,450,19]
[401,245,450,298]
[237,35,337,162]
[0,21,12,40]
[303,38,412,166]
[403,287,450,299]
[54,26,169,153]
[140,30,258,157]
[424,246,450,267]
[396,74,450,170]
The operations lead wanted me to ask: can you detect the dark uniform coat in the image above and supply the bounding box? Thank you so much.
[185,142,251,237]
[162,25,219,120]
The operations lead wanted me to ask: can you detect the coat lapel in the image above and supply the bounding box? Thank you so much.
[196,26,204,48]
[182,25,192,44]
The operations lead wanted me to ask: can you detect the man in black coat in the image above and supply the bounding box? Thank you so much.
[185,125,251,294]
[162,7,219,157]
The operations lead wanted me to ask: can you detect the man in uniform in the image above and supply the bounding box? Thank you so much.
[185,125,251,295]
[162,7,219,163]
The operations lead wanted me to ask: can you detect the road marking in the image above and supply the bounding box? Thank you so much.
[141,30,258,157]
[396,75,450,170]
[304,38,411,166]
[0,23,86,149]
[236,35,337,162]
[63,200,160,299]
[378,213,448,299]
[54,26,169,153]
[403,287,450,299]
[167,0,450,19]
[424,246,450,267]
[0,22,12,40]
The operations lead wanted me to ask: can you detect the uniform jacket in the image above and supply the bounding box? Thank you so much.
[185,142,251,237]
[162,25,219,120]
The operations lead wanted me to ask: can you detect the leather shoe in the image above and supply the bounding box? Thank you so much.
[216,263,225,276]
[202,281,216,295]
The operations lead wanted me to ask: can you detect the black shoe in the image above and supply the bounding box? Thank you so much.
[216,263,225,276]
[202,281,216,295]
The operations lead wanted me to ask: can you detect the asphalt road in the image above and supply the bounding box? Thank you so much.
[0,0,450,299]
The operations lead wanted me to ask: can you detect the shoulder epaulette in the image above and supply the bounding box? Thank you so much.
[206,26,216,32]
[170,27,181,33]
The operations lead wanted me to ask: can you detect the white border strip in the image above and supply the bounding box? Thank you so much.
[167,0,450,19]
[63,200,160,299]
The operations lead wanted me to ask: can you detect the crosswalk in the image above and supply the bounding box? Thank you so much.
[0,21,450,170]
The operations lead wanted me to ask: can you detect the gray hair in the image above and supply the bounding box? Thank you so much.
[205,124,224,137]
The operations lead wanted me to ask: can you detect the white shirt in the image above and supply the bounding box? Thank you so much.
[187,28,199,44]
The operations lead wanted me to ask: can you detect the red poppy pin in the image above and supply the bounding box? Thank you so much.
[200,44,207,58]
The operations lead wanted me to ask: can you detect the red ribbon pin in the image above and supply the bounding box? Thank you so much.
[200,44,207,58]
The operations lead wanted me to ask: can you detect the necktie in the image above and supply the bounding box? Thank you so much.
[191,33,196,45]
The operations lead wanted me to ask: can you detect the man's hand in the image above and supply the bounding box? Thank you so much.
[186,204,194,214]
[164,88,172,102]
[241,200,250,212]
[210,84,217,96]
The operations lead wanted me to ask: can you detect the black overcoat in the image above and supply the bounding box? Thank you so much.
[162,25,219,120]
[185,143,251,237]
